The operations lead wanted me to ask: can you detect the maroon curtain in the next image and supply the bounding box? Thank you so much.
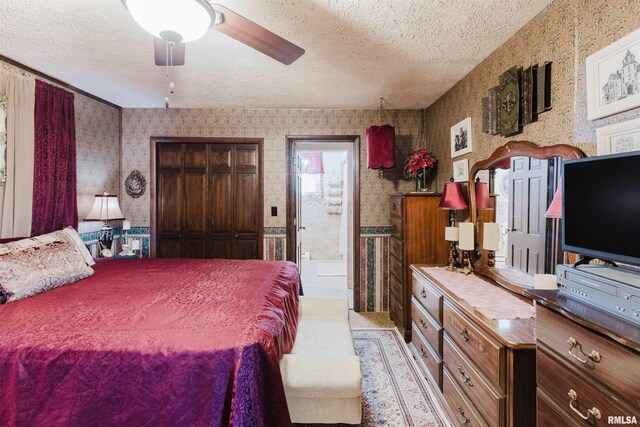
[31,80,78,235]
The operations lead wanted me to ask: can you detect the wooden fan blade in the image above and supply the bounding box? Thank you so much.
[210,4,304,65]
[154,38,186,66]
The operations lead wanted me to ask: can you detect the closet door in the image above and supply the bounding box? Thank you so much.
[156,141,261,259]
[234,144,259,259]
[209,144,234,258]
[157,143,183,258]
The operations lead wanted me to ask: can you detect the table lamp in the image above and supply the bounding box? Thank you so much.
[438,178,468,226]
[85,193,125,257]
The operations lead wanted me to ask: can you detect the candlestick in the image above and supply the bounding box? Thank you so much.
[458,223,475,251]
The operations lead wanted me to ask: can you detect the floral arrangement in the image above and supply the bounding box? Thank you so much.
[403,148,437,179]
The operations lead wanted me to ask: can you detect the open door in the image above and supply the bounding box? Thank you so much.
[294,154,304,267]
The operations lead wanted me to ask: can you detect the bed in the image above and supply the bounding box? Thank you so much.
[0,257,301,426]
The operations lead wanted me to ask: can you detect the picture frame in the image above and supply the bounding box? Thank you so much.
[450,117,472,158]
[596,117,640,156]
[453,158,469,182]
[587,27,640,120]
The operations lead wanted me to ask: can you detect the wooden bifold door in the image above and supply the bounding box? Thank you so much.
[154,139,263,259]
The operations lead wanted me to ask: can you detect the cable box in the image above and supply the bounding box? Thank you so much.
[557,264,640,325]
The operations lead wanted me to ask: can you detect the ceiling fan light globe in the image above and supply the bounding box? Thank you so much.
[124,0,212,43]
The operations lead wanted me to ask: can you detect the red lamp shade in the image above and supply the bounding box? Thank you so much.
[366,124,395,169]
[545,182,562,218]
[300,152,324,174]
[475,181,492,209]
[438,182,468,209]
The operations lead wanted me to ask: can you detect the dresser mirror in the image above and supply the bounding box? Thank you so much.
[468,141,585,293]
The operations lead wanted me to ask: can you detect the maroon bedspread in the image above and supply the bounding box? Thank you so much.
[0,258,301,426]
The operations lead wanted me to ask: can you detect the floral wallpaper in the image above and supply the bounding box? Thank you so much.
[424,0,640,188]
[75,93,120,234]
[120,108,426,228]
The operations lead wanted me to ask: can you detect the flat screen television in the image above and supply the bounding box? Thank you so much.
[563,151,640,267]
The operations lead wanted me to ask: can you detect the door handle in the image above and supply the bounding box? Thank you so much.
[300,226,306,230]
[234,233,239,239]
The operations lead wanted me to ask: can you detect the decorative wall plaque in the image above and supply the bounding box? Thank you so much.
[124,169,146,198]
[499,66,521,136]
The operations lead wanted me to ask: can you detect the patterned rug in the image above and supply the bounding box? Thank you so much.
[297,329,448,427]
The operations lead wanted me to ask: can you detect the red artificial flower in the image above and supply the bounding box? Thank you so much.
[403,148,437,179]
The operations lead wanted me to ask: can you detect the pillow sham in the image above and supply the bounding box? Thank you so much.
[0,240,94,303]
[0,227,94,266]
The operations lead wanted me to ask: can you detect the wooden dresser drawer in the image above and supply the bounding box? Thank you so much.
[444,302,503,388]
[537,347,639,426]
[390,236,403,261]
[536,389,580,427]
[537,306,640,407]
[390,216,403,240]
[411,297,442,355]
[412,273,443,323]
[443,366,488,427]
[411,323,442,389]
[390,273,403,302]
[443,334,504,427]
[390,195,403,218]
[390,255,403,283]
[390,292,403,329]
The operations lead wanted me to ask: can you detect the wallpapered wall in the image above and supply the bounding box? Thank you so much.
[424,0,640,188]
[120,108,424,227]
[0,60,121,235]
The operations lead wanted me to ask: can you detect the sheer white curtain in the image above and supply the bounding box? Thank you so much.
[0,68,35,237]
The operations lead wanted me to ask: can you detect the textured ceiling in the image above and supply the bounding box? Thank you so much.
[0,0,552,109]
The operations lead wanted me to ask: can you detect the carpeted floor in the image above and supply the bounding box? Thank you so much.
[296,328,449,427]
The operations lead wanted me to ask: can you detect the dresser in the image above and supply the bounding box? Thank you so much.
[526,289,640,427]
[389,194,449,341]
[411,266,537,427]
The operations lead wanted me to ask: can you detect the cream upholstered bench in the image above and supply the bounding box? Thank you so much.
[279,296,362,425]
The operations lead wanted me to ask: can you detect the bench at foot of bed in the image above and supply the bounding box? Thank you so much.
[279,296,362,425]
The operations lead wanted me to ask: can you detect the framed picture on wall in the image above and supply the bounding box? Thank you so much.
[450,117,473,158]
[453,158,469,182]
[587,27,640,120]
[596,117,640,155]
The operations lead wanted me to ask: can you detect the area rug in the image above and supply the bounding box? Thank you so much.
[296,328,448,427]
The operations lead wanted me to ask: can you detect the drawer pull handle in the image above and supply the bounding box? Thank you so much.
[458,366,474,387]
[567,337,602,364]
[420,289,427,298]
[420,346,428,358]
[460,325,470,342]
[568,389,601,421]
[419,318,427,329]
[456,405,471,426]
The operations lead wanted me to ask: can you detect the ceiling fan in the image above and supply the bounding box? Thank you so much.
[121,0,305,66]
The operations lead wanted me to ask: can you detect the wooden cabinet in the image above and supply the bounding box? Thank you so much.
[527,290,640,427]
[388,194,449,341]
[155,140,262,259]
[411,266,537,427]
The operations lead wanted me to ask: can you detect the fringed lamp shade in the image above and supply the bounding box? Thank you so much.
[475,181,493,209]
[545,182,562,218]
[438,182,468,210]
[366,125,395,169]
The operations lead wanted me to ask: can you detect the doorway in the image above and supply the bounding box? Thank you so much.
[286,136,360,311]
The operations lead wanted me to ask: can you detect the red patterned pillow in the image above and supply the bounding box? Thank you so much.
[0,240,94,303]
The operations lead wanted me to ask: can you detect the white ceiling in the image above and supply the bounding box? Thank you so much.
[0,0,552,109]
